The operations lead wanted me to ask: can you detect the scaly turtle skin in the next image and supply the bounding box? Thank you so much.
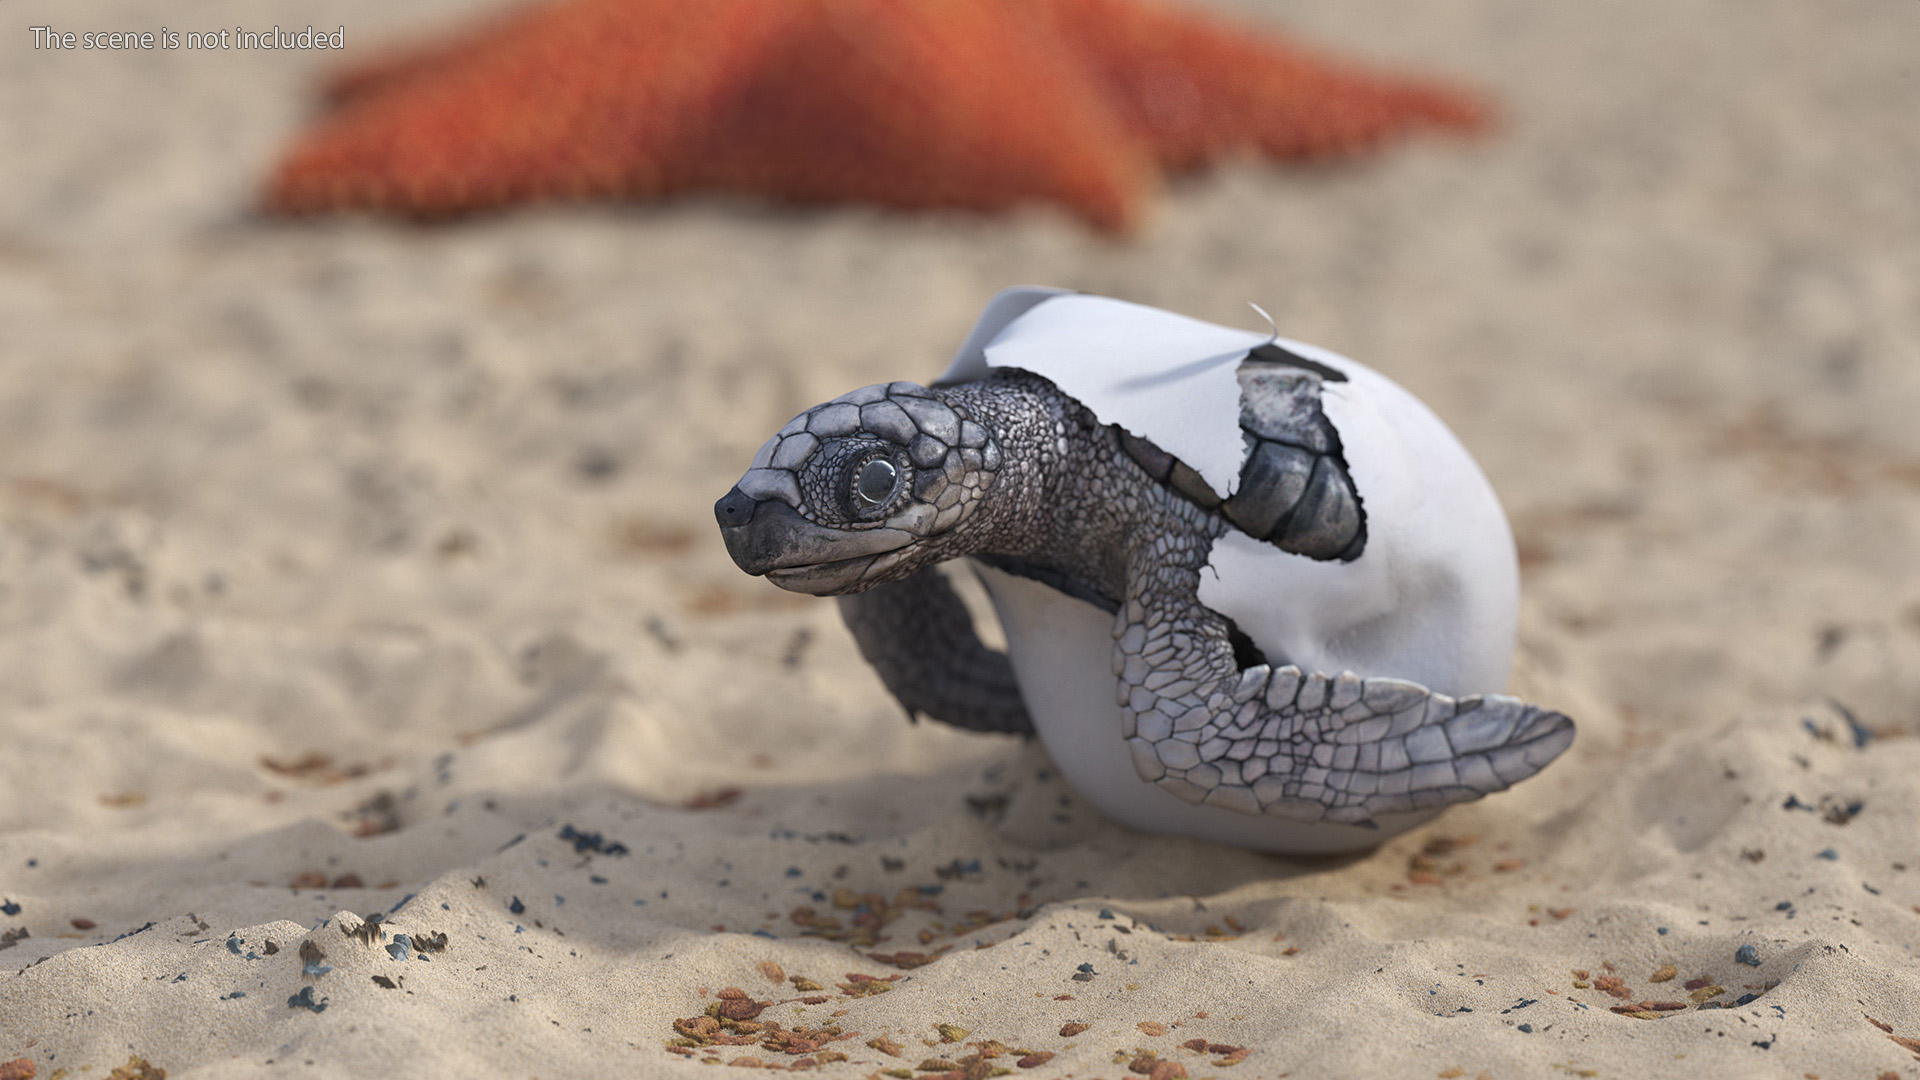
[715,290,1573,852]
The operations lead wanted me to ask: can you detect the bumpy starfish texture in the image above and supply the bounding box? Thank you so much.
[264,0,1492,230]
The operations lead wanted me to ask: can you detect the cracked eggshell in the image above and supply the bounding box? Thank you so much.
[942,289,1517,701]
[1197,340,1518,698]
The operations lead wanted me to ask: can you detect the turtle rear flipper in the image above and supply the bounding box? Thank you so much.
[838,568,1033,736]
[1123,661,1574,825]
[1115,546,1573,825]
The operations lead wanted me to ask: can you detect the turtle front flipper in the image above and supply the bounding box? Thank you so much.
[838,568,1033,736]
[1114,548,1573,824]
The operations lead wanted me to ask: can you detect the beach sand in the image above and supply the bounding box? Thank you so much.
[3,0,1919,1076]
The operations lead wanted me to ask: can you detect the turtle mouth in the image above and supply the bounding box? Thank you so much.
[715,487,916,593]
[764,554,895,594]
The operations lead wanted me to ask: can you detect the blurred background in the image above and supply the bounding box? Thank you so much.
[1,0,1917,932]
[3,3,1920,1077]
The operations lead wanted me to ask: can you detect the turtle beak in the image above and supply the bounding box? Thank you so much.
[714,486,760,531]
[714,487,915,594]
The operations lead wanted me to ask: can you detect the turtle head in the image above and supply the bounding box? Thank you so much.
[715,381,1004,595]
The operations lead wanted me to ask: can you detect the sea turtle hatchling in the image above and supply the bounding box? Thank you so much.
[715,288,1574,853]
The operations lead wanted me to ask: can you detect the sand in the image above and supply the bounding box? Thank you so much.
[3,0,1919,1076]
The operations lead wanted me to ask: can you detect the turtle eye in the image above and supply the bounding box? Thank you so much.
[854,458,898,507]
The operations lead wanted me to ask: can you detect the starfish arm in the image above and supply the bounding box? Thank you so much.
[838,569,1033,737]
[1113,541,1572,824]
[266,0,792,215]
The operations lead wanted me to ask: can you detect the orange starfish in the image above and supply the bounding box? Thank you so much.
[265,0,1492,231]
